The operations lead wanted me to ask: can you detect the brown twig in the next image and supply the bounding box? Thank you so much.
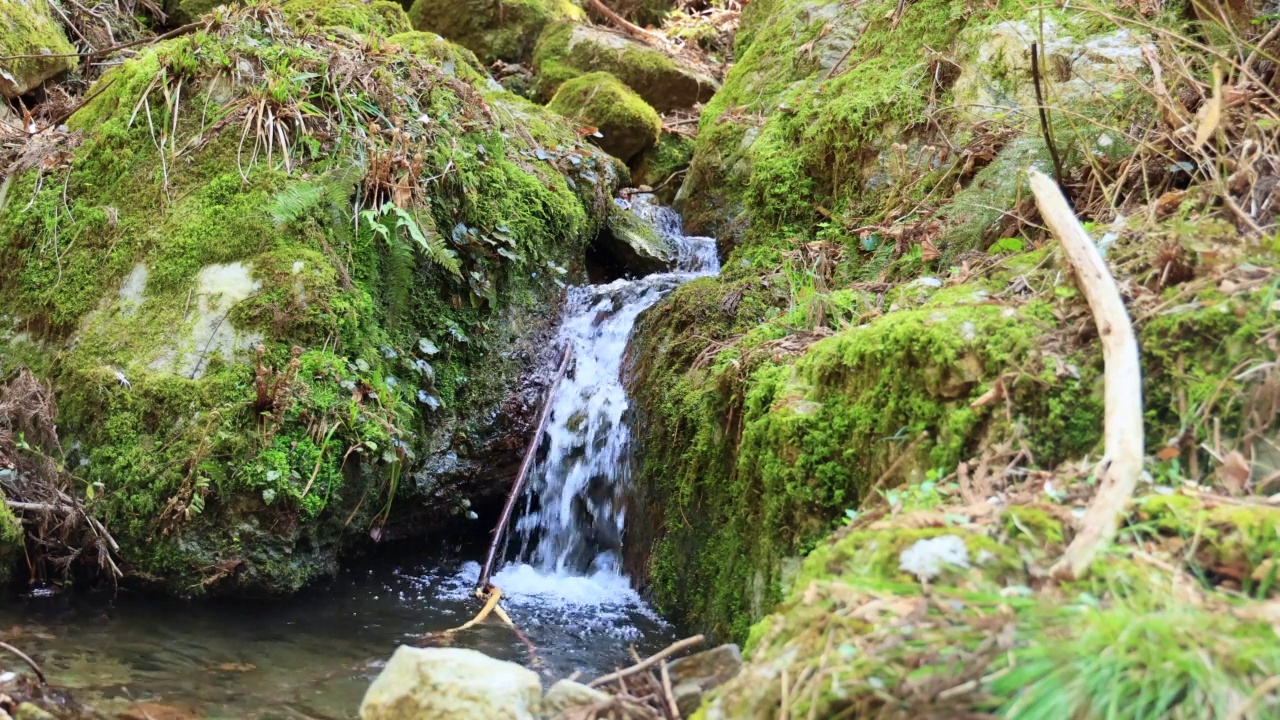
[476,345,573,590]
[589,635,705,688]
[1030,42,1066,191]
[583,0,665,43]
[0,641,47,685]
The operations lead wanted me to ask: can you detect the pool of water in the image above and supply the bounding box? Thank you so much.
[0,558,674,719]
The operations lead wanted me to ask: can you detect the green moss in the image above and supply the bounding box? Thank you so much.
[388,30,489,84]
[407,0,584,63]
[632,131,694,198]
[0,492,25,583]
[531,21,715,112]
[281,0,412,35]
[0,0,77,97]
[1004,505,1065,546]
[0,8,615,595]
[547,72,661,163]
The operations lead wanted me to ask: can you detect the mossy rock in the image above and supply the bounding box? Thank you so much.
[532,21,718,112]
[281,0,412,35]
[593,199,677,276]
[632,131,694,202]
[0,7,618,595]
[387,30,491,85]
[548,71,660,163]
[0,0,77,98]
[407,0,584,63]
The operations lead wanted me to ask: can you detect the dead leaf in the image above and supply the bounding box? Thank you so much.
[1156,445,1181,461]
[1217,450,1251,495]
[1193,64,1222,150]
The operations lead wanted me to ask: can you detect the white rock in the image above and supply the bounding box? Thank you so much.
[898,535,970,581]
[360,647,542,720]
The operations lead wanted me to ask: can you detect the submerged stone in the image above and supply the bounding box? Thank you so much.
[360,646,542,720]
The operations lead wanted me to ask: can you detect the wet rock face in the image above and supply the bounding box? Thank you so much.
[0,0,77,98]
[360,647,542,720]
[591,199,679,278]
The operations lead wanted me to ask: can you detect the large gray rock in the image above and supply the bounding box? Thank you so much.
[360,647,543,720]
[952,17,1146,118]
[0,0,77,98]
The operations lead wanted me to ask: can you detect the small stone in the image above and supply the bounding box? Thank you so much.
[667,644,743,716]
[898,535,970,581]
[360,646,542,720]
[538,680,609,716]
[12,703,55,720]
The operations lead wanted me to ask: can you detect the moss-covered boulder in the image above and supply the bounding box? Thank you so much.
[387,30,491,85]
[281,0,412,35]
[532,21,718,112]
[548,71,660,163]
[0,5,619,595]
[407,0,585,63]
[0,0,77,98]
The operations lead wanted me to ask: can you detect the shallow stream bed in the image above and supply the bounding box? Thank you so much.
[0,558,673,719]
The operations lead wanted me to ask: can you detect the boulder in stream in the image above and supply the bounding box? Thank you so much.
[360,647,542,720]
[592,200,678,277]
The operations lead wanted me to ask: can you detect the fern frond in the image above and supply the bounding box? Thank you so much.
[268,180,327,225]
[392,206,461,277]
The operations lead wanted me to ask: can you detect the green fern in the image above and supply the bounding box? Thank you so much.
[268,164,364,225]
[360,202,461,278]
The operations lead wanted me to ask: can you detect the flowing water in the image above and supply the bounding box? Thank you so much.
[512,194,719,575]
[0,195,716,719]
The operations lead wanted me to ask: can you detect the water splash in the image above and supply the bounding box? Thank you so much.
[512,195,718,577]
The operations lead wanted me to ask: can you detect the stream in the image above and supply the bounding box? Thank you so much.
[0,196,718,719]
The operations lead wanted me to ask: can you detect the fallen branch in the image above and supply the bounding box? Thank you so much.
[589,635,705,688]
[583,0,665,44]
[1029,170,1144,580]
[0,641,47,685]
[477,344,573,591]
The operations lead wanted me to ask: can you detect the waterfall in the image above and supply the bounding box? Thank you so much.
[511,195,719,576]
